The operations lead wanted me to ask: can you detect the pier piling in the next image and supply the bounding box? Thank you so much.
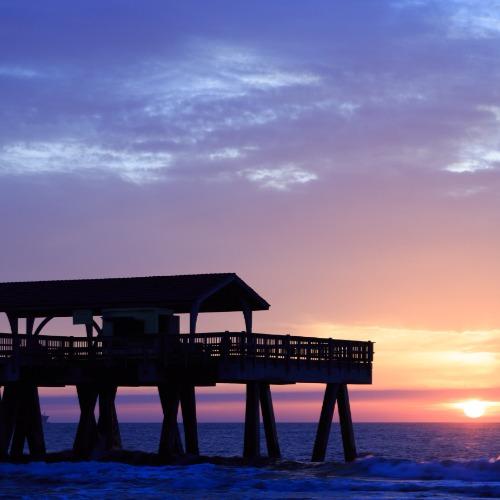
[243,381,260,458]
[180,384,199,455]
[97,385,122,452]
[0,385,17,458]
[0,383,45,459]
[9,386,28,459]
[337,384,357,462]
[158,384,184,457]
[312,383,339,462]
[259,383,280,459]
[73,385,98,458]
[23,384,46,459]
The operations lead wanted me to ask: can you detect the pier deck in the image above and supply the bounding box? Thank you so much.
[0,332,373,386]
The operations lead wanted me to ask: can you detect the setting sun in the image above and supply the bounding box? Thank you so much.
[458,399,487,419]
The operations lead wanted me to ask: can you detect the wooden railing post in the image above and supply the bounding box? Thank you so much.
[284,335,290,369]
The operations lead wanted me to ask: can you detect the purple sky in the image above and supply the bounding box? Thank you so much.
[1,1,499,421]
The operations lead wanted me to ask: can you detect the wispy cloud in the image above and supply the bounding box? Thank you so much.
[393,0,500,39]
[445,145,500,173]
[0,66,41,79]
[446,185,487,198]
[208,148,244,161]
[240,165,318,190]
[447,0,500,39]
[135,43,321,118]
[0,141,173,183]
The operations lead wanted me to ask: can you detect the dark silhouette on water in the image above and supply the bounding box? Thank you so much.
[0,274,373,463]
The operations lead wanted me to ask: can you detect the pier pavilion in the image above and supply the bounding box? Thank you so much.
[0,273,373,462]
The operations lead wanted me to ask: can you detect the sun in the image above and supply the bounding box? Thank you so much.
[460,399,487,419]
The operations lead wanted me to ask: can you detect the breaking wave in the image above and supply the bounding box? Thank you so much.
[341,454,500,481]
[0,456,499,498]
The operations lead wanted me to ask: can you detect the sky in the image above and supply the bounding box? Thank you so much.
[0,0,499,423]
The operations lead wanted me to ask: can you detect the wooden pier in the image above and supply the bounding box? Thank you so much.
[0,274,373,462]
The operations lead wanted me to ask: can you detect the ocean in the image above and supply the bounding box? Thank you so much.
[0,423,498,498]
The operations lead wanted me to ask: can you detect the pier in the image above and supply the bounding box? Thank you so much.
[0,274,373,462]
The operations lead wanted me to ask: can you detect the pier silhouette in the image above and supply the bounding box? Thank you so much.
[0,274,373,462]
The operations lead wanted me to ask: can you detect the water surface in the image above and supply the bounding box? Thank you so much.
[1,423,498,498]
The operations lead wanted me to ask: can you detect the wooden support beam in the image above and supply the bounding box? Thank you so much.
[9,387,28,459]
[0,387,4,458]
[5,384,45,459]
[180,385,199,455]
[34,316,54,336]
[312,383,340,462]
[0,387,5,457]
[243,381,260,459]
[0,384,20,458]
[259,383,280,459]
[7,314,18,335]
[242,302,252,334]
[24,385,45,458]
[73,384,98,458]
[26,317,35,337]
[158,384,184,458]
[337,384,357,462]
[189,304,199,335]
[111,399,121,447]
[96,385,121,452]
[85,323,93,339]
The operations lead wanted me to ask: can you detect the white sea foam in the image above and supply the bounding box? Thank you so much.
[344,454,500,481]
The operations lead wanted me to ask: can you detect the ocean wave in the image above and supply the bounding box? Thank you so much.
[0,457,499,498]
[337,454,500,482]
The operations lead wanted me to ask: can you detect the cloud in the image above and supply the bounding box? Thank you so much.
[478,105,500,121]
[445,146,500,173]
[0,141,173,183]
[0,39,326,187]
[291,323,500,390]
[447,0,500,39]
[240,165,318,190]
[208,148,244,161]
[1,0,500,194]
[134,43,321,118]
[446,185,487,198]
[393,0,500,39]
[0,66,41,79]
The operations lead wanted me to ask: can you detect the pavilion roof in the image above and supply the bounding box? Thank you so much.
[0,273,270,317]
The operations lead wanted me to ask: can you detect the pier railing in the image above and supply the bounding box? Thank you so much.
[0,332,373,366]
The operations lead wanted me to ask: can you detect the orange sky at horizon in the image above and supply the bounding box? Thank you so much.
[22,317,499,424]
